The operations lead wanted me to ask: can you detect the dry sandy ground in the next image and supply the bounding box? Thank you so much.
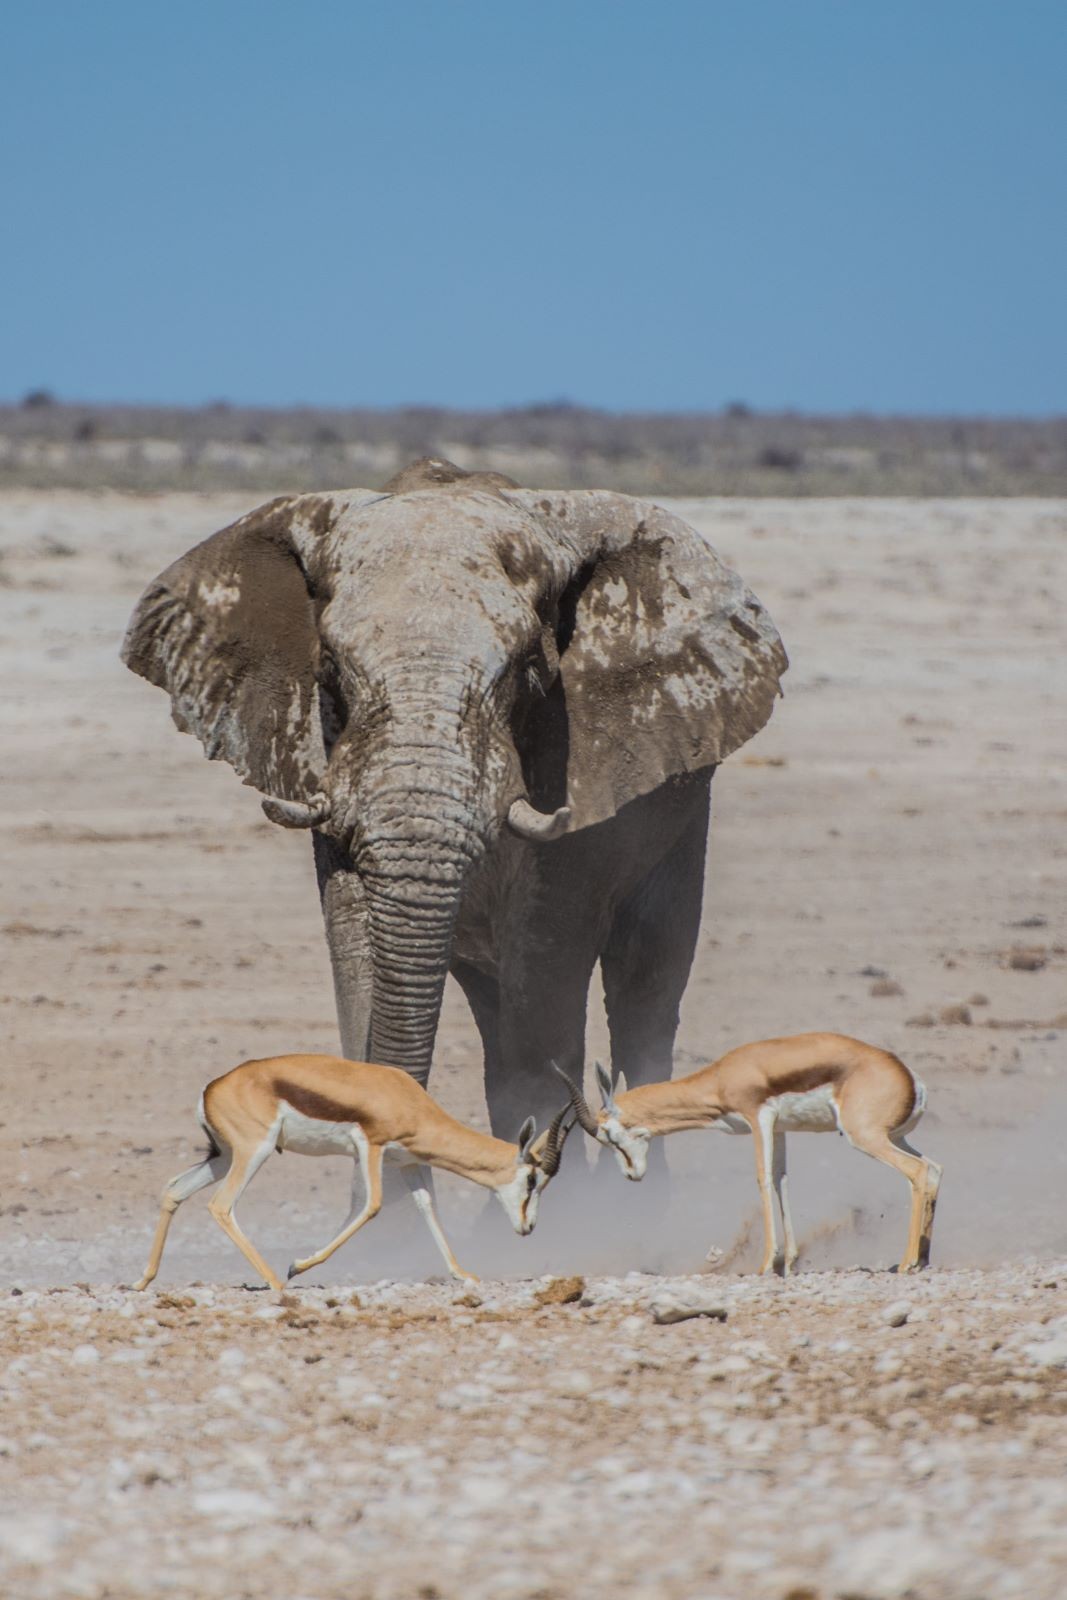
[1,1268,1065,1600]
[1,493,1065,1597]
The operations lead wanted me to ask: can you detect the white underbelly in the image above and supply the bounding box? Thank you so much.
[276,1104,360,1156]
[767,1084,840,1133]
[275,1111,418,1167]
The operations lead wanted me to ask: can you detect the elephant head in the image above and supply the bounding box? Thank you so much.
[123,457,786,1077]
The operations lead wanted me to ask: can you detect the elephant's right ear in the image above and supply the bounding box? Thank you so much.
[509,491,788,831]
[122,495,333,803]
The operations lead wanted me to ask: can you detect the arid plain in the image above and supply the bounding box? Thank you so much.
[1,491,1064,1598]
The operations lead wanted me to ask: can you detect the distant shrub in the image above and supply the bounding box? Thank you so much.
[523,399,582,417]
[2,400,1064,495]
[757,445,803,471]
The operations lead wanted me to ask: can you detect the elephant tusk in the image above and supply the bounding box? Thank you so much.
[507,797,572,841]
[261,792,332,830]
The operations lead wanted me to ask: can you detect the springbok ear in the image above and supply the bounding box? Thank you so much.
[508,493,788,831]
[516,1115,537,1158]
[122,493,374,807]
[594,1060,616,1110]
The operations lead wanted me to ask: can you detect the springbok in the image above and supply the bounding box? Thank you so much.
[136,1055,572,1291]
[557,1033,942,1274]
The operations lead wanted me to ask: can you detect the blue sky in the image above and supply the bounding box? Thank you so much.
[2,1,1064,413]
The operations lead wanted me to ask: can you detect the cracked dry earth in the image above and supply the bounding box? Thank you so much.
[0,1267,1065,1600]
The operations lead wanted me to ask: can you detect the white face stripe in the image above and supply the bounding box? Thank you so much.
[599,1114,648,1179]
[495,1159,543,1234]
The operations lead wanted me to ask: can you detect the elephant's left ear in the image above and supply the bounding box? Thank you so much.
[516,493,788,831]
[122,494,343,804]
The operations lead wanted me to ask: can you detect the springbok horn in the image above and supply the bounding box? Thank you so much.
[507,798,572,841]
[550,1060,600,1137]
[538,1106,575,1178]
[261,792,332,830]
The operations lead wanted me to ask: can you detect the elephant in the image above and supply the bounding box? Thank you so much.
[123,456,787,1140]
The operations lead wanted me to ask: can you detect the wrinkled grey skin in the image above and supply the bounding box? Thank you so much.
[123,458,787,1135]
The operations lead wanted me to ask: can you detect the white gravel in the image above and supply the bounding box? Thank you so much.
[0,1264,1064,1599]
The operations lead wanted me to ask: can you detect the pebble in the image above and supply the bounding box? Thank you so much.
[1020,1331,1067,1370]
[650,1291,729,1325]
[828,1526,954,1597]
[0,1514,70,1566]
[882,1300,912,1328]
[436,1383,491,1411]
[458,1475,509,1508]
[553,1370,595,1398]
[191,1490,276,1523]
[704,1355,752,1379]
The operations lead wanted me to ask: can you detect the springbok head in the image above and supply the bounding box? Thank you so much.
[495,1104,575,1233]
[553,1061,651,1181]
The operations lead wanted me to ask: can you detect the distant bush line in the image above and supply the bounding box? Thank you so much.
[1,401,1065,496]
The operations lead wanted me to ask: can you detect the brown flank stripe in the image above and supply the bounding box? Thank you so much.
[770,1063,844,1095]
[273,1078,355,1123]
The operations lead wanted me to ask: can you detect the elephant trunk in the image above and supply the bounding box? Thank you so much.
[361,838,472,1080]
[355,728,488,1079]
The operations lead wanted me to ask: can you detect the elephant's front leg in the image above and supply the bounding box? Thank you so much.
[598,784,710,1229]
[313,833,374,1062]
[490,936,601,1139]
[600,777,709,1095]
